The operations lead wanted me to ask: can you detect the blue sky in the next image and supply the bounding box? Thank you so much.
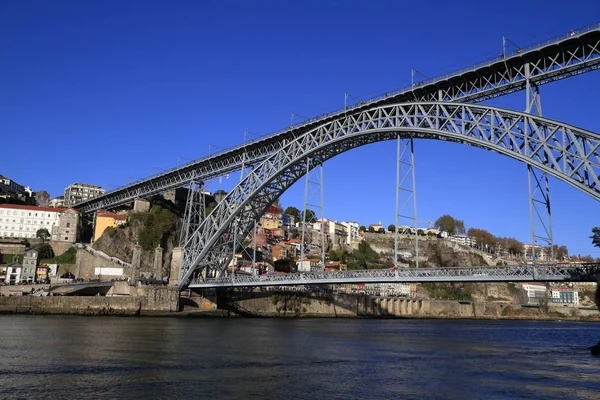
[1,0,600,257]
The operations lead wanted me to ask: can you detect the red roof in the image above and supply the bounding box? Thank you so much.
[0,204,78,213]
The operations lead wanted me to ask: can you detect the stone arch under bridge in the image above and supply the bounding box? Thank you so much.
[178,101,600,289]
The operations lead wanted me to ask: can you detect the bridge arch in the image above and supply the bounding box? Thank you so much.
[179,102,600,288]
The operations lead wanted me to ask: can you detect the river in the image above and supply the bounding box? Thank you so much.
[0,316,599,399]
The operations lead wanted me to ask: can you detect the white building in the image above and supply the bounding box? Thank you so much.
[49,196,65,208]
[449,235,477,247]
[341,221,360,245]
[4,265,22,284]
[550,287,579,305]
[0,204,79,242]
[518,283,547,303]
[313,218,348,248]
[522,244,549,261]
[64,183,105,206]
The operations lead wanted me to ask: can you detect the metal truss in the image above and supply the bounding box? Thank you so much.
[74,25,600,216]
[188,263,600,289]
[179,180,205,247]
[299,160,325,269]
[178,101,600,288]
[524,66,554,261]
[394,136,419,268]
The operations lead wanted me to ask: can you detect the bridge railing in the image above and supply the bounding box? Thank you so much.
[188,263,600,288]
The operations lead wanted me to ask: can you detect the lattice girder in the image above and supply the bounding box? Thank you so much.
[75,28,600,215]
[178,102,600,288]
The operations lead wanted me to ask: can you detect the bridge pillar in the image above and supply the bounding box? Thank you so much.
[169,247,183,286]
[153,246,163,279]
[131,245,141,283]
[525,63,554,262]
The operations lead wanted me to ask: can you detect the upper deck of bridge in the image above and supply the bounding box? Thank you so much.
[74,23,600,215]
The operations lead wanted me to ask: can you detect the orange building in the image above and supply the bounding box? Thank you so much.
[94,211,127,242]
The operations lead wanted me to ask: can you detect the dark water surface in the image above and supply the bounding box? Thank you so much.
[0,316,599,399]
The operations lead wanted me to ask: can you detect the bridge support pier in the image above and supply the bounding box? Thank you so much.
[525,63,554,262]
[131,245,141,283]
[169,247,183,287]
[153,246,163,279]
[394,136,419,269]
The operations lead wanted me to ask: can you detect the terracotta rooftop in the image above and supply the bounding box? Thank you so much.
[0,204,77,213]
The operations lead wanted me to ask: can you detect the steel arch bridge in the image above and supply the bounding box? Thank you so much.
[73,24,600,215]
[178,102,600,289]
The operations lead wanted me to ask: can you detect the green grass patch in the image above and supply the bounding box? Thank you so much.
[129,206,178,251]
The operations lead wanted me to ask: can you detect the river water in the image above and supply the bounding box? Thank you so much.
[0,316,599,399]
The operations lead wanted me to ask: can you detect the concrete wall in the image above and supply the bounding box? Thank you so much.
[48,240,72,257]
[75,248,132,280]
[203,292,600,320]
[0,286,178,315]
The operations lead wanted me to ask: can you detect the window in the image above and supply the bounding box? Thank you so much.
[66,222,70,228]
[64,237,68,240]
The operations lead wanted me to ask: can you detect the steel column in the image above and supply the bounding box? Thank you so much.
[525,64,554,262]
[394,135,419,269]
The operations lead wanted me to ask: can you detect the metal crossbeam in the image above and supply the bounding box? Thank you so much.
[178,102,600,288]
[188,263,600,288]
[74,26,600,215]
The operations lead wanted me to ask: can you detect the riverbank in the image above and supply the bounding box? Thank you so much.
[1,291,597,321]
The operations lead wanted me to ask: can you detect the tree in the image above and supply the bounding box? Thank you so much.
[359,225,367,232]
[591,227,600,248]
[301,209,317,223]
[284,206,300,219]
[387,224,396,233]
[377,227,385,233]
[368,226,375,233]
[35,243,54,259]
[36,228,51,242]
[434,214,465,236]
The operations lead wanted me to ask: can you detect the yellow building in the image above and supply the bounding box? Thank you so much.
[94,211,127,242]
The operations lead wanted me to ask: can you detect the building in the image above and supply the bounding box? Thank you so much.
[518,283,548,304]
[21,248,38,283]
[94,211,128,242]
[449,235,477,247]
[48,196,65,208]
[369,222,384,232]
[0,174,33,203]
[4,264,21,284]
[0,204,79,242]
[64,183,105,206]
[550,287,579,305]
[36,264,50,283]
[522,244,549,261]
[341,221,360,245]
[314,218,348,248]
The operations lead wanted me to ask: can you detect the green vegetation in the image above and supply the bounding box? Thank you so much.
[0,254,18,264]
[40,247,77,264]
[129,206,178,251]
[105,226,117,237]
[387,224,396,233]
[34,243,54,259]
[346,241,381,270]
[434,214,465,236]
[422,283,472,301]
[284,206,300,219]
[36,228,51,242]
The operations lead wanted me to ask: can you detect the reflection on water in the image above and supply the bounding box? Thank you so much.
[0,317,599,399]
